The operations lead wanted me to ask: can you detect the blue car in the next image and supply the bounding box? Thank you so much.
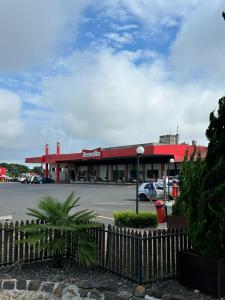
[41,177,55,184]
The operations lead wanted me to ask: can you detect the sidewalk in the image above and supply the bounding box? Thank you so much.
[70,180,135,185]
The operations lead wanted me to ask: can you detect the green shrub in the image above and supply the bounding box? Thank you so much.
[114,210,157,228]
[187,97,225,259]
[172,148,204,217]
[177,97,225,259]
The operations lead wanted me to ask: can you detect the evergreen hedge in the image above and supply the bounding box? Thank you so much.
[172,148,204,217]
[175,97,225,259]
[114,211,157,228]
[188,97,225,259]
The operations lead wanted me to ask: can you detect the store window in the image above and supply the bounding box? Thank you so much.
[113,170,125,181]
[147,170,159,179]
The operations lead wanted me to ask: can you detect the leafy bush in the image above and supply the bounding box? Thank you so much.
[114,211,157,228]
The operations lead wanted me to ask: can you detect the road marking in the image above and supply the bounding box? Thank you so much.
[97,216,114,220]
[0,215,12,221]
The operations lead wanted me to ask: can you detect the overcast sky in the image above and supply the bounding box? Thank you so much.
[0,0,224,163]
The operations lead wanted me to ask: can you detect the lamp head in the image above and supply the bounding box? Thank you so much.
[136,146,145,155]
[169,158,175,163]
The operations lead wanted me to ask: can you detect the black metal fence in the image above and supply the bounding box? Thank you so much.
[95,224,190,282]
[0,221,189,283]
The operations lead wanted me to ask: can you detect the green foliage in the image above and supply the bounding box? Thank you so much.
[0,162,30,177]
[172,151,189,216]
[205,97,225,169]
[31,166,42,174]
[114,210,157,228]
[21,192,99,267]
[173,96,225,259]
[188,97,225,259]
[172,148,204,217]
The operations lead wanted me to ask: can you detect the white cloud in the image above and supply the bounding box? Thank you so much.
[104,32,134,45]
[0,90,58,161]
[1,0,225,163]
[38,48,223,149]
[93,0,200,28]
[0,0,89,71]
[111,23,139,31]
[0,90,23,145]
[170,0,225,85]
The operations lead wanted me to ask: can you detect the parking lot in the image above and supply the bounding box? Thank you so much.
[0,183,157,224]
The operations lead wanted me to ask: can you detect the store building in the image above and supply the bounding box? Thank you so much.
[25,135,207,183]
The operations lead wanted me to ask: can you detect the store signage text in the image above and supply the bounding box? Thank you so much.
[82,148,102,159]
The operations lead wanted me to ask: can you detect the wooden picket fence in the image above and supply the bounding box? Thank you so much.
[0,221,189,283]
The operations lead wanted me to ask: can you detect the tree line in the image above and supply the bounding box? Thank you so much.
[0,163,42,177]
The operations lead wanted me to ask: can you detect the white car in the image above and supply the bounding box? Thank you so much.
[138,181,173,201]
[20,177,27,183]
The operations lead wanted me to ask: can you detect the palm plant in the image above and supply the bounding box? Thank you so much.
[21,192,99,267]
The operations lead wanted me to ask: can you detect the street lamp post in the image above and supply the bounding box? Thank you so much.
[136,146,145,214]
[168,158,175,200]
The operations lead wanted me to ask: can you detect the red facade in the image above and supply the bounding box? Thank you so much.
[25,144,207,164]
[25,143,208,183]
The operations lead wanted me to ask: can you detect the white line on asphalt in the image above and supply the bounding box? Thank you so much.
[97,216,114,220]
[0,215,12,221]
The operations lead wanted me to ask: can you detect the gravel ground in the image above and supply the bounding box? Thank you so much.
[0,259,222,300]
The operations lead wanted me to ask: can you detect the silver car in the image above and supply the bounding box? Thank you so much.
[138,182,164,201]
[138,181,173,201]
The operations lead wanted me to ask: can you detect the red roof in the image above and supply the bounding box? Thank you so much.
[25,144,207,164]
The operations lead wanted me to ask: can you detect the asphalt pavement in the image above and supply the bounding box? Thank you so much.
[0,182,158,224]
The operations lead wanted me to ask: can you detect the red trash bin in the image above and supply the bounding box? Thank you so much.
[155,200,166,223]
[172,183,179,198]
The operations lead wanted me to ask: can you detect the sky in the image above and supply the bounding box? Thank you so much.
[0,0,225,163]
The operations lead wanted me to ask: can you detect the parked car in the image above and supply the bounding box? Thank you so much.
[138,181,173,201]
[172,175,180,184]
[41,177,54,184]
[32,177,55,184]
[138,182,162,201]
[20,177,28,183]
[31,176,42,184]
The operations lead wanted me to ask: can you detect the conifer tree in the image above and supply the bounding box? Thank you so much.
[172,147,203,217]
[188,97,225,258]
